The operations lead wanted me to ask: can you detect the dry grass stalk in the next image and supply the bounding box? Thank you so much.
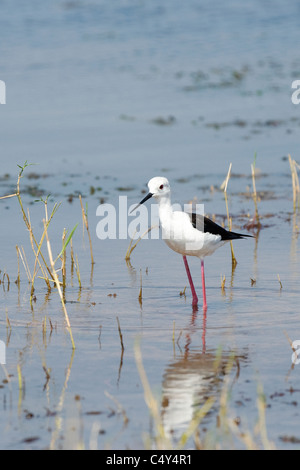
[70,239,75,276]
[17,363,22,390]
[172,321,175,343]
[16,246,32,283]
[42,316,47,345]
[213,351,275,450]
[221,163,237,268]
[221,275,226,293]
[62,228,67,288]
[116,316,125,384]
[138,269,143,304]
[2,271,10,287]
[177,397,215,449]
[255,383,275,450]
[15,245,20,285]
[16,165,55,281]
[43,219,75,350]
[288,154,300,211]
[49,350,75,450]
[125,226,156,261]
[74,254,82,289]
[79,195,94,265]
[116,316,125,352]
[5,309,11,333]
[27,208,52,300]
[179,286,186,297]
[134,337,171,449]
[251,153,261,227]
[105,391,129,427]
[0,193,18,200]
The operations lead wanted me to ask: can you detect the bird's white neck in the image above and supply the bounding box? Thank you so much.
[157,195,173,224]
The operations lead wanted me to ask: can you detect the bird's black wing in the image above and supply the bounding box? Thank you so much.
[188,213,253,241]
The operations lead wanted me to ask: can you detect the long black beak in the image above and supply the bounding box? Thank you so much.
[130,192,153,214]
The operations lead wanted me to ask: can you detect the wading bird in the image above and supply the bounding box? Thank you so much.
[131,177,253,309]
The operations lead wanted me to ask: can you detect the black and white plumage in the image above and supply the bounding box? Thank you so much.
[132,176,253,308]
[189,213,253,241]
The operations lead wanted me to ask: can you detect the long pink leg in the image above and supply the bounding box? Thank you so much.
[182,255,198,306]
[201,259,207,310]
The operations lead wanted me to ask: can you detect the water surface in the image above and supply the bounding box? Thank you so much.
[1,0,300,450]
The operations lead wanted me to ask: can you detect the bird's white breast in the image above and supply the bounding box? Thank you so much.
[160,211,224,258]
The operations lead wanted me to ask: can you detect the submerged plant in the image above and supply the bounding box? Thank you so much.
[79,194,94,265]
[251,152,261,229]
[125,226,155,262]
[288,154,300,212]
[221,163,237,268]
[1,162,81,349]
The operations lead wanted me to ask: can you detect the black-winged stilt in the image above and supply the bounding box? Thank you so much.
[131,177,253,309]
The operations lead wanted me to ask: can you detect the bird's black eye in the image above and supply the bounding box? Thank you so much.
[159,184,164,190]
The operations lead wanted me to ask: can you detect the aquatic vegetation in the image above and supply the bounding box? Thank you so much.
[125,226,155,262]
[0,159,300,450]
[79,194,94,266]
[220,162,238,268]
[0,162,97,349]
[288,155,300,212]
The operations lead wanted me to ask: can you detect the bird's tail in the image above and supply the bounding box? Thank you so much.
[226,231,254,240]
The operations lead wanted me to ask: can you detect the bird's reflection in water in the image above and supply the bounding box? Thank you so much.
[182,304,207,355]
[161,307,247,442]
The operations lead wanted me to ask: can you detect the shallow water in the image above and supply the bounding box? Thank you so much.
[1,0,300,179]
[1,0,300,450]
[1,168,300,450]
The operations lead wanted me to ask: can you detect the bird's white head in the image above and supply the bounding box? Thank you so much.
[130,176,171,213]
[147,176,171,199]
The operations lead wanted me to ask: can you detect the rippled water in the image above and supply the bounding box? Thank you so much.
[1,0,300,450]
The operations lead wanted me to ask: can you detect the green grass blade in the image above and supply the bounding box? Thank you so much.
[55,223,78,263]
